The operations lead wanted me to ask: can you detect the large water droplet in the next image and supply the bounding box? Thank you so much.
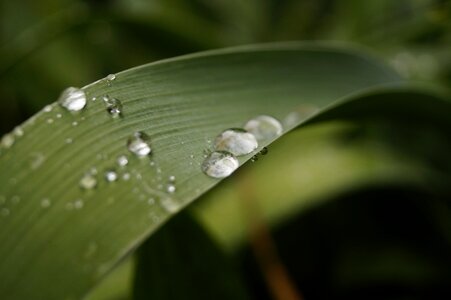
[127,132,151,157]
[103,95,122,118]
[201,151,239,178]
[58,87,87,112]
[214,128,258,156]
[244,115,283,140]
[80,172,97,190]
[106,74,116,86]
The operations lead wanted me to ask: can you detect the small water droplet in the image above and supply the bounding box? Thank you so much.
[127,132,151,157]
[47,118,54,124]
[41,198,51,208]
[56,113,62,119]
[189,154,195,159]
[250,155,259,162]
[201,151,239,178]
[160,197,180,213]
[72,121,78,127]
[106,74,116,86]
[244,115,283,140]
[122,173,131,181]
[91,96,97,102]
[43,105,53,112]
[13,127,24,137]
[105,170,118,182]
[214,128,258,156]
[74,199,84,209]
[1,134,15,149]
[117,155,128,167]
[80,172,97,190]
[260,147,268,155]
[147,198,155,205]
[65,138,73,144]
[166,184,176,193]
[58,87,87,112]
[103,95,123,118]
[168,175,176,182]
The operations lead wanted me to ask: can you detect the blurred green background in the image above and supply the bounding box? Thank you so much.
[1,1,451,299]
[1,0,450,135]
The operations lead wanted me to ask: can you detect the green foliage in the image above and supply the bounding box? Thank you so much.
[1,1,451,299]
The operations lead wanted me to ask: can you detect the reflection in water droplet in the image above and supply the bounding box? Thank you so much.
[80,172,97,190]
[105,170,118,182]
[214,128,258,156]
[58,87,87,112]
[201,151,239,178]
[127,132,151,157]
[41,198,51,208]
[244,115,283,140]
[103,95,123,118]
[117,155,128,167]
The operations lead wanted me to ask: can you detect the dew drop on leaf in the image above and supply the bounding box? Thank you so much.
[105,170,118,182]
[80,172,97,190]
[214,128,258,156]
[103,95,123,118]
[244,115,283,140]
[201,151,239,178]
[117,155,128,167]
[58,87,87,112]
[127,132,151,157]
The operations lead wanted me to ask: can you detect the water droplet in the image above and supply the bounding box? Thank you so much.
[74,199,84,209]
[213,128,258,156]
[91,96,97,102]
[72,121,78,127]
[43,105,53,112]
[106,74,116,86]
[168,175,176,182]
[244,115,283,140]
[13,127,24,137]
[56,113,62,119]
[189,154,195,159]
[1,134,14,149]
[147,198,155,205]
[117,155,128,167]
[160,197,180,213]
[167,184,176,193]
[65,138,73,144]
[122,173,131,181]
[105,170,118,182]
[41,198,51,208]
[47,118,54,124]
[260,147,268,155]
[127,132,151,157]
[103,95,122,118]
[201,151,239,178]
[80,172,97,190]
[58,87,87,112]
[250,155,259,162]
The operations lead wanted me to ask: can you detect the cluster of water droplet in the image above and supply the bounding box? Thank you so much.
[202,115,282,178]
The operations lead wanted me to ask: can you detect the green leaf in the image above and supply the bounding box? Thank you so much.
[133,212,249,300]
[0,43,402,300]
